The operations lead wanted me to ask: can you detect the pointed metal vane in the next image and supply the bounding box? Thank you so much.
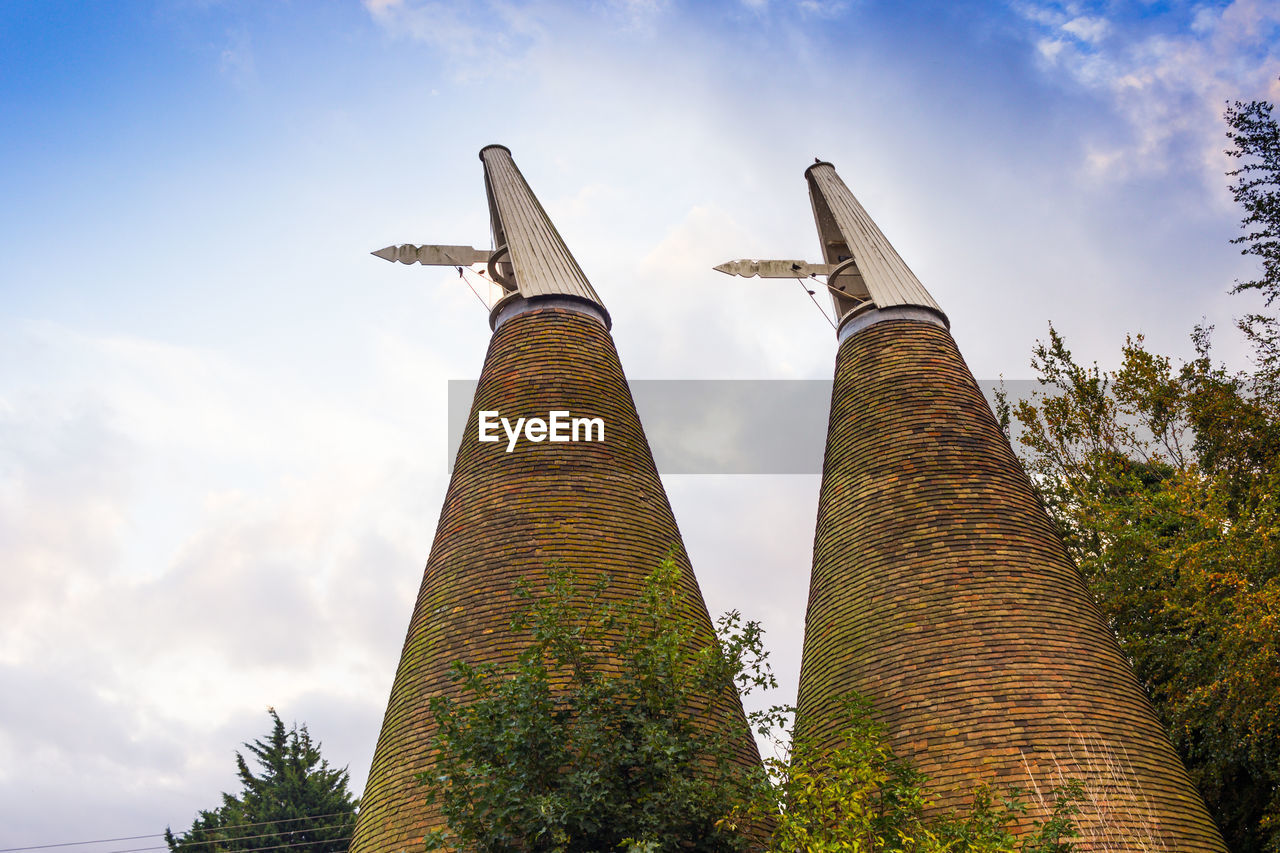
[715,159,947,333]
[713,259,836,279]
[371,145,610,328]
[372,244,491,267]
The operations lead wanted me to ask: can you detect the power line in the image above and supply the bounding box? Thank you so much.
[152,823,352,849]
[0,837,163,853]
[176,814,352,834]
[106,836,353,853]
[1,814,355,853]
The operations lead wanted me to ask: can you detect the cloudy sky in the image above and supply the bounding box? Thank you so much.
[2,0,1279,845]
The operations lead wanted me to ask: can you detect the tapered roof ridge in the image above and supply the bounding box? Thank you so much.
[805,160,947,329]
[480,145,610,324]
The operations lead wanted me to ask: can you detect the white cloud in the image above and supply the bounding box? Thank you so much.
[1061,14,1109,43]
[364,0,493,59]
[622,204,831,379]
[0,320,442,834]
[552,181,627,220]
[605,0,671,29]
[363,0,548,71]
[218,28,256,87]
[0,396,133,630]
[732,0,849,17]
[1037,36,1067,62]
[796,0,849,18]
[1013,0,1280,187]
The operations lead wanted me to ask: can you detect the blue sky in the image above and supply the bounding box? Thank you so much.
[2,0,1279,845]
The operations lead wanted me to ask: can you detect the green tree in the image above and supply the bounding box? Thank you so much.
[166,709,359,853]
[756,698,1082,853]
[422,560,1081,853]
[420,559,775,853]
[1016,86,1280,852]
[995,88,1280,849]
[1000,327,1280,853]
[1226,91,1280,392]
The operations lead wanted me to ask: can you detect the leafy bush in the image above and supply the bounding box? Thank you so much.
[421,561,1083,853]
[755,697,1082,853]
[420,559,773,853]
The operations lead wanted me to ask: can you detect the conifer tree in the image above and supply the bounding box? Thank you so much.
[166,709,358,853]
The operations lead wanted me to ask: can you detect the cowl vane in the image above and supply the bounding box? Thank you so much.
[373,144,610,329]
[715,159,947,335]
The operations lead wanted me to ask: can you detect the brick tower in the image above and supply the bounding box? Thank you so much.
[351,147,762,852]
[789,161,1226,849]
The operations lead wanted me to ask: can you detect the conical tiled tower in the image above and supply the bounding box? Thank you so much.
[352,146,762,852]
[792,161,1226,850]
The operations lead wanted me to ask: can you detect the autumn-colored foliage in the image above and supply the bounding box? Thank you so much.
[997,85,1280,853]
